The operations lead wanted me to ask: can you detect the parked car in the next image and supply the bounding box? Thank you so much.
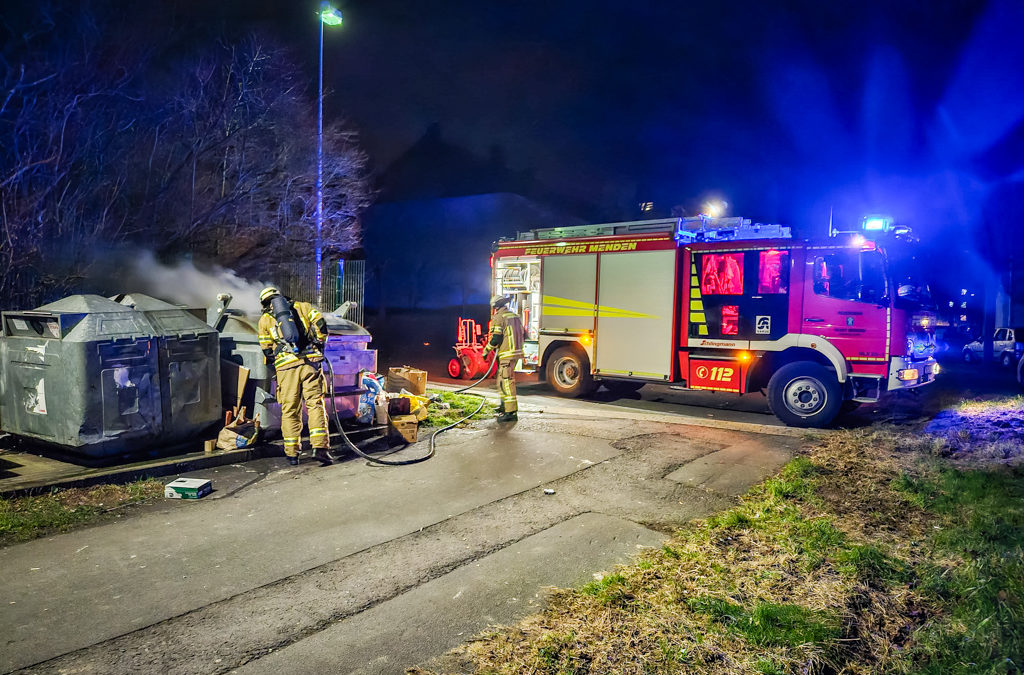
[962,327,1024,367]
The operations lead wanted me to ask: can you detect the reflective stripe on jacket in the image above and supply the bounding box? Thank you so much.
[488,309,524,358]
[257,300,327,371]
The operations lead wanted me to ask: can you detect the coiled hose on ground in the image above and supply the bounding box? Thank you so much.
[321,354,498,466]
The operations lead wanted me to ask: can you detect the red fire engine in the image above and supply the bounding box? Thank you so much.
[490,216,938,427]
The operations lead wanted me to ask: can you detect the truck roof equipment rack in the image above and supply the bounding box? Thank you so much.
[511,216,791,243]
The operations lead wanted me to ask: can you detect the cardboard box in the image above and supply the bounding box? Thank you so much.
[387,414,419,444]
[220,359,250,410]
[386,366,427,396]
[165,478,212,500]
[388,396,411,416]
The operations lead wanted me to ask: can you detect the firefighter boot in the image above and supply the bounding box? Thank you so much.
[313,448,333,465]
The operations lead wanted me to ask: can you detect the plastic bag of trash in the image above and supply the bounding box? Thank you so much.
[357,371,384,424]
[399,389,430,414]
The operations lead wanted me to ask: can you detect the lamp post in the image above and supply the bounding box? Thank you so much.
[316,1,343,307]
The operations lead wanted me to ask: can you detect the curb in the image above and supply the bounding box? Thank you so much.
[0,444,283,499]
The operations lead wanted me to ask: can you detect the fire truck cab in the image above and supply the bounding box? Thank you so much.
[491,216,938,428]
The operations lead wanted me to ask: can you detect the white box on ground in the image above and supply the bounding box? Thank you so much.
[164,478,212,499]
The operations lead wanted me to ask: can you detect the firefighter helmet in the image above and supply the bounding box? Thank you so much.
[259,286,281,304]
[490,294,510,309]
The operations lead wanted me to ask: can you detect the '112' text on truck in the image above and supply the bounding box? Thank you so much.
[491,217,938,427]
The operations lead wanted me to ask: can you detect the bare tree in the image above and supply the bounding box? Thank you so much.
[0,4,372,310]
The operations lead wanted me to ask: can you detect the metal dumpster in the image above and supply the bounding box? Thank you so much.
[115,294,221,442]
[0,295,163,455]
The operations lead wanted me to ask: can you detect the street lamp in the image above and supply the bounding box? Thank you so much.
[702,199,728,219]
[316,1,343,307]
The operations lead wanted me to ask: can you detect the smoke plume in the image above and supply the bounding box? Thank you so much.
[88,250,270,315]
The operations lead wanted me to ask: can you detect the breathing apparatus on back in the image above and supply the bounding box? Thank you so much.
[260,286,308,355]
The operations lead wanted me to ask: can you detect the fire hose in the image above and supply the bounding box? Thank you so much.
[320,353,498,466]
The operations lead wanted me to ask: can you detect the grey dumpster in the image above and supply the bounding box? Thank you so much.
[0,295,163,455]
[115,293,222,442]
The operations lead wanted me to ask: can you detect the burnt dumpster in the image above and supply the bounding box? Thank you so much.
[208,295,375,431]
[0,294,222,456]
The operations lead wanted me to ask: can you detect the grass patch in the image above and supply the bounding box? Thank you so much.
[955,394,1024,414]
[422,390,497,427]
[448,423,1024,674]
[579,573,632,606]
[0,479,165,545]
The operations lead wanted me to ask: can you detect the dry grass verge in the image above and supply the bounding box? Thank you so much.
[425,398,1024,674]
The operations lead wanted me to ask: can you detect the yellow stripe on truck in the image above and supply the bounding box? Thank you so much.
[542,294,659,320]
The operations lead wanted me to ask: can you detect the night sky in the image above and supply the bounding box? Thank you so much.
[247,0,1019,229]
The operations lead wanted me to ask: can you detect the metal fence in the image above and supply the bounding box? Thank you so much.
[273,260,364,325]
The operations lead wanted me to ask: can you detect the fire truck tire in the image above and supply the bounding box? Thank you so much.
[546,347,596,397]
[447,357,463,379]
[767,362,842,428]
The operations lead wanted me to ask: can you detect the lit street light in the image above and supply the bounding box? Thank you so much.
[702,199,728,218]
[316,1,343,307]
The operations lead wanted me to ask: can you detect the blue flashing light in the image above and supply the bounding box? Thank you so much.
[860,219,892,237]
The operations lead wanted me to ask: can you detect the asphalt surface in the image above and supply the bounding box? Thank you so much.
[0,399,802,675]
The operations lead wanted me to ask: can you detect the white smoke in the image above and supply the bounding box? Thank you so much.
[112,250,270,315]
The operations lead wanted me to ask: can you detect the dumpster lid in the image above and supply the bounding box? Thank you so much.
[323,313,370,337]
[112,293,182,310]
[36,294,133,313]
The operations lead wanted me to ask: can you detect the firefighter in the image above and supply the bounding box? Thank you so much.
[257,287,332,466]
[483,294,524,422]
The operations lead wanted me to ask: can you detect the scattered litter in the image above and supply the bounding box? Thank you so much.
[543,488,556,495]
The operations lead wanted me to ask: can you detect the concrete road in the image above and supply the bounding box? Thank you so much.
[1,402,803,675]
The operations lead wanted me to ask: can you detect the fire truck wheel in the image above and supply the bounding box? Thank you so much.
[546,347,596,397]
[447,357,463,379]
[767,362,842,428]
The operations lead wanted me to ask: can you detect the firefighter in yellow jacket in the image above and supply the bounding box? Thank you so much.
[483,295,524,422]
[257,287,332,465]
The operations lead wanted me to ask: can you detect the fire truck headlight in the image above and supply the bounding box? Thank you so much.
[897,368,920,382]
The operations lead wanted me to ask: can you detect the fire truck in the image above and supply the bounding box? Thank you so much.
[490,216,938,427]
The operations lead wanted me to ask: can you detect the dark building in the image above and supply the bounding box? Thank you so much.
[363,126,582,311]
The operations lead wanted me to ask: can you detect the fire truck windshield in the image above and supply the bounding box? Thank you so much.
[812,249,888,305]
